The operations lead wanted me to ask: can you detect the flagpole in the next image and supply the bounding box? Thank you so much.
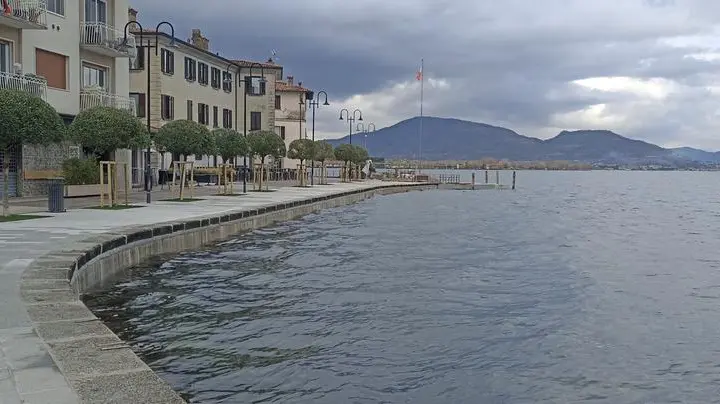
[418,58,424,174]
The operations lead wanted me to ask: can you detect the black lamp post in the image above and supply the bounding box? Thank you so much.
[366,123,375,154]
[123,20,176,204]
[339,108,362,144]
[308,90,329,186]
[224,62,239,166]
[238,62,266,193]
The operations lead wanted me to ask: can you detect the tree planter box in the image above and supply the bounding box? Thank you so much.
[64,184,110,198]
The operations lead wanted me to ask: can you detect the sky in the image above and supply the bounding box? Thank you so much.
[136,0,720,150]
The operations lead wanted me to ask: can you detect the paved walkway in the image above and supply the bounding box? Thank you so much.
[7,180,307,214]
[0,181,408,403]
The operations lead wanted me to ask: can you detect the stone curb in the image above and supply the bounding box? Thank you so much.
[18,182,436,403]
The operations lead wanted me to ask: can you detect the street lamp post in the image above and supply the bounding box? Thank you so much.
[123,20,175,204]
[224,62,240,167]
[339,108,362,144]
[366,123,375,155]
[238,62,266,193]
[308,90,329,186]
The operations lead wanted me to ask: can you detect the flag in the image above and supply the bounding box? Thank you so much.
[416,69,423,81]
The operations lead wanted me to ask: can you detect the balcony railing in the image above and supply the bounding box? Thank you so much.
[80,89,136,116]
[0,71,47,99]
[1,0,47,29]
[79,22,136,58]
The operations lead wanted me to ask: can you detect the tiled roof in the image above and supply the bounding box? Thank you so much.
[276,81,310,92]
[126,29,282,70]
[231,60,282,69]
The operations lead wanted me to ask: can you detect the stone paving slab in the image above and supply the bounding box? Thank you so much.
[0,181,429,403]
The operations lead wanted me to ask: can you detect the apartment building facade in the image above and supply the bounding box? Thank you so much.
[0,0,135,196]
[274,76,310,169]
[128,10,283,182]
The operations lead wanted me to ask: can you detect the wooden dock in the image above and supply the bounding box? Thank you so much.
[434,171,516,190]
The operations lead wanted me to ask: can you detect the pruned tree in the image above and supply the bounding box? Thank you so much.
[313,140,334,185]
[247,130,286,190]
[213,128,248,165]
[286,138,314,186]
[154,120,214,198]
[69,106,150,159]
[333,144,355,182]
[154,120,214,160]
[0,89,66,216]
[213,128,247,194]
[352,145,370,179]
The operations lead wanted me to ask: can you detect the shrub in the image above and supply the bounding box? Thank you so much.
[62,158,100,185]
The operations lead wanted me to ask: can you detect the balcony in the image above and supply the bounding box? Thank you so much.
[0,71,47,99]
[79,22,136,58]
[0,0,47,29]
[80,89,136,116]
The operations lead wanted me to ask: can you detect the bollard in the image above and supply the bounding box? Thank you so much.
[471,172,475,190]
[512,171,516,190]
[485,170,489,183]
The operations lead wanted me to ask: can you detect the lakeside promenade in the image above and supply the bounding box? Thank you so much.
[0,180,430,403]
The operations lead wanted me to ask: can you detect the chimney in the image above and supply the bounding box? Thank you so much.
[287,76,294,86]
[189,29,210,51]
[128,8,137,22]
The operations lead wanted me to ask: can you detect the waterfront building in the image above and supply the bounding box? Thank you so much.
[128,8,283,182]
[1,0,135,196]
[274,76,310,170]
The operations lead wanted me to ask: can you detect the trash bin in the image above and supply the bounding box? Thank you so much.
[48,178,65,213]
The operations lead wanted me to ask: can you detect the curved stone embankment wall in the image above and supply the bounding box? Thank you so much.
[20,182,436,403]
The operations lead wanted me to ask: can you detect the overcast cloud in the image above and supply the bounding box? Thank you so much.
[135,0,720,150]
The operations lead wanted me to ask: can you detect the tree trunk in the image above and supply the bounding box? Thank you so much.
[2,146,9,217]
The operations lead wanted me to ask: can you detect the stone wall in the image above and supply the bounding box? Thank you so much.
[20,142,76,196]
[21,182,435,403]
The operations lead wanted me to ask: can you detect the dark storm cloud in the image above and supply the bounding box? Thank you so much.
[131,0,720,148]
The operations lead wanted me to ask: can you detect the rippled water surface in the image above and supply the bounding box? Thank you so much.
[85,171,720,403]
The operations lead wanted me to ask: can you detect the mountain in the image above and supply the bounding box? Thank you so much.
[327,117,713,165]
[670,147,720,163]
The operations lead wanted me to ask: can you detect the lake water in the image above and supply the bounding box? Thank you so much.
[85,171,720,403]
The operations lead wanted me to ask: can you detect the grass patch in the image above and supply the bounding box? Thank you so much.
[0,214,49,222]
[84,205,144,210]
[159,198,205,202]
[216,193,245,197]
[249,189,276,193]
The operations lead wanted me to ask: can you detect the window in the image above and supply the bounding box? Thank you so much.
[130,93,146,118]
[198,63,209,85]
[47,0,64,15]
[211,67,221,89]
[198,103,209,125]
[277,126,286,140]
[275,95,281,110]
[130,47,144,70]
[161,49,174,74]
[161,95,174,120]
[35,49,67,89]
[0,41,12,73]
[186,100,193,120]
[213,106,219,127]
[222,109,232,129]
[84,0,107,23]
[245,76,266,96]
[222,71,232,92]
[82,63,106,89]
[184,57,196,81]
[250,111,261,131]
